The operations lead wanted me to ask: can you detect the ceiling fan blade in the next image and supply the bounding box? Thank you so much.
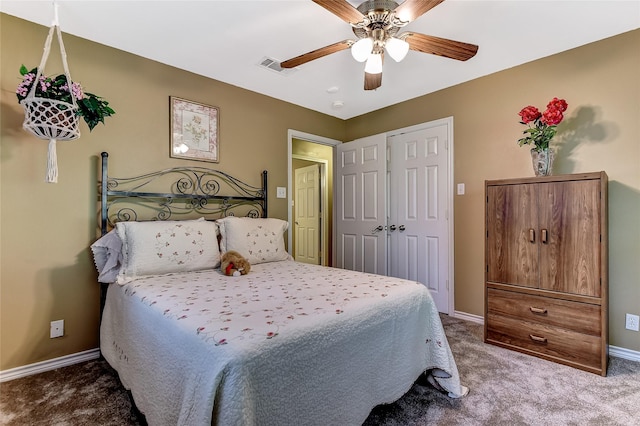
[280,40,353,69]
[364,72,382,91]
[404,32,478,61]
[393,0,445,23]
[312,0,365,24]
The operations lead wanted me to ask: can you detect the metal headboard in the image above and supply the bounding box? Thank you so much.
[99,151,268,236]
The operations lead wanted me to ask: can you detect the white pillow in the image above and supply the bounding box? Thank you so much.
[90,229,123,283]
[218,217,289,264]
[115,219,220,284]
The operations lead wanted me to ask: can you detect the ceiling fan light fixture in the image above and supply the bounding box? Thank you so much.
[364,53,383,74]
[385,37,409,62]
[280,0,480,91]
[351,37,374,62]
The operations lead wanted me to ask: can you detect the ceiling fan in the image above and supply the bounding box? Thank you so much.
[280,0,478,90]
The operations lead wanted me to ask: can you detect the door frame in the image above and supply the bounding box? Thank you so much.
[386,117,455,315]
[292,159,325,264]
[287,130,341,264]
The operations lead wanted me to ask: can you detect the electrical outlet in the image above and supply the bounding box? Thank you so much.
[626,313,640,332]
[50,320,64,338]
[276,187,286,198]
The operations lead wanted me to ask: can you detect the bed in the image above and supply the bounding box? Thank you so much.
[92,152,468,426]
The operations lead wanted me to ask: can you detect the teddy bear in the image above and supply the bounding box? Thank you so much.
[221,250,251,276]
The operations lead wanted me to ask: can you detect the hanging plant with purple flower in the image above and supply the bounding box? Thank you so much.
[16,65,115,131]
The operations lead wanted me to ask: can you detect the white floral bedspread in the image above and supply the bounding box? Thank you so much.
[101,260,467,426]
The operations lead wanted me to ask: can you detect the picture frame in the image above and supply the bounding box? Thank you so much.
[170,96,219,163]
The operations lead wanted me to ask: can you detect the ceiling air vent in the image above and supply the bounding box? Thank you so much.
[258,57,297,75]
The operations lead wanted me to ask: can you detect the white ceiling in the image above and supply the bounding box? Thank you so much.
[2,1,639,119]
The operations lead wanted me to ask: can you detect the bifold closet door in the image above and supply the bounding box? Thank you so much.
[388,123,450,311]
[335,134,387,275]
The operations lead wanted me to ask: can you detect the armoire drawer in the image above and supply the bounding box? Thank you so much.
[486,312,602,370]
[486,287,601,336]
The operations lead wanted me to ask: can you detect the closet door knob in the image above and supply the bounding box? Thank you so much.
[389,225,397,231]
[399,225,406,231]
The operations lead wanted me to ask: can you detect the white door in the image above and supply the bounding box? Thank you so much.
[335,134,387,274]
[294,164,320,264]
[388,122,450,312]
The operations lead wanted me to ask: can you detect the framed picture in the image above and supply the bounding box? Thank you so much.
[170,97,219,162]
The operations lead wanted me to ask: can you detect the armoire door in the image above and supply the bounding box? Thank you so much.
[388,122,451,311]
[486,183,540,288]
[335,134,387,274]
[538,179,602,296]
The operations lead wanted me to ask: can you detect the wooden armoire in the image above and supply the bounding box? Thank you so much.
[484,172,608,376]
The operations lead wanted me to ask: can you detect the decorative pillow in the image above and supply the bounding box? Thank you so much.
[90,229,123,283]
[115,218,220,284]
[218,217,289,264]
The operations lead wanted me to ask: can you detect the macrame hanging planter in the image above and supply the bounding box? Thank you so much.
[20,5,80,183]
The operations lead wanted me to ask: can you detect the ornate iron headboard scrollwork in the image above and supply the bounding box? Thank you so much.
[99,151,267,236]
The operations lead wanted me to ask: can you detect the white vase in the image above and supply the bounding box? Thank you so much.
[530,148,555,176]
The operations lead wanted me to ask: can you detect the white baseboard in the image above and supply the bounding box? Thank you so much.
[610,345,640,362]
[0,348,100,383]
[452,310,484,324]
[452,310,640,362]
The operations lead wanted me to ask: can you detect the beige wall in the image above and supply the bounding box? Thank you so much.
[1,13,638,371]
[346,30,640,353]
[0,14,346,370]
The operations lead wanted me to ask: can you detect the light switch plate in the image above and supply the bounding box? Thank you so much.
[276,187,286,198]
[457,183,465,195]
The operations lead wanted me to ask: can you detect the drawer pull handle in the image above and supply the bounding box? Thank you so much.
[529,228,535,243]
[541,229,548,244]
[529,306,548,315]
[529,334,547,343]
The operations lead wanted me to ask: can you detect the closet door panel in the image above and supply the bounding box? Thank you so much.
[389,123,449,311]
[336,134,387,274]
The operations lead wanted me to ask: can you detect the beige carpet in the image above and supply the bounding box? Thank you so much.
[1,315,639,425]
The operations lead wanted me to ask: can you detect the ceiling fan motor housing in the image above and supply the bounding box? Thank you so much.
[356,0,400,15]
[353,0,402,41]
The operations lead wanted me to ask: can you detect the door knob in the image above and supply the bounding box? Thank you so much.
[399,225,405,231]
[389,225,397,231]
[372,225,384,233]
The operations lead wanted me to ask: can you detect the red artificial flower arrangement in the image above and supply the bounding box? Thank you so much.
[517,97,568,151]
